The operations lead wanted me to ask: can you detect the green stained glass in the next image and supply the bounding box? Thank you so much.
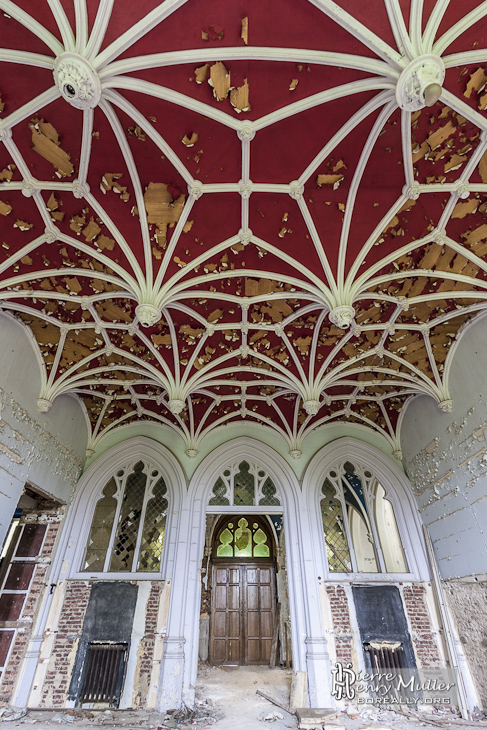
[110,461,146,572]
[215,518,272,558]
[321,479,352,572]
[259,477,280,506]
[217,527,233,557]
[253,527,270,557]
[82,478,117,572]
[234,461,255,505]
[235,518,252,556]
[209,476,229,505]
[137,477,168,571]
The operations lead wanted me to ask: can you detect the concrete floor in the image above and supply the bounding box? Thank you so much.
[0,665,484,730]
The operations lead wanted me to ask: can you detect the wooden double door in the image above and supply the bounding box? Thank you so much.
[209,561,276,665]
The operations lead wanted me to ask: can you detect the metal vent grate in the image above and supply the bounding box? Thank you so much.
[364,641,405,671]
[79,643,127,705]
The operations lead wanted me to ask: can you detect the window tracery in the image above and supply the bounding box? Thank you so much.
[320,460,408,574]
[214,517,272,559]
[82,461,168,573]
[208,460,281,507]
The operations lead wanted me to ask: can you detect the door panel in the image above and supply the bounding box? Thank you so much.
[209,561,275,666]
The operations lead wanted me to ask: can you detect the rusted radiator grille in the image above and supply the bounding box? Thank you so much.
[364,642,405,671]
[79,643,127,705]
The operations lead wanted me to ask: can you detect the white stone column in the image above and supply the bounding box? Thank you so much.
[298,501,334,707]
[156,500,194,712]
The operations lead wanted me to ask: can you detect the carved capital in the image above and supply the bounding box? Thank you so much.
[438,399,453,413]
[396,55,445,112]
[238,179,253,199]
[21,182,36,198]
[169,399,185,414]
[434,229,447,246]
[289,449,302,460]
[329,305,355,329]
[402,182,421,200]
[44,227,57,243]
[238,228,252,246]
[186,448,198,458]
[237,123,255,142]
[54,52,101,110]
[303,399,320,416]
[289,180,304,200]
[456,183,470,200]
[188,180,203,200]
[73,179,90,199]
[37,398,52,413]
[135,303,162,327]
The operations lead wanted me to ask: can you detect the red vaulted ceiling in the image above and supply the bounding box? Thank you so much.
[1,0,487,458]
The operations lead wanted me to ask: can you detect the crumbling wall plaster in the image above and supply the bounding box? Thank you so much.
[0,313,87,548]
[443,578,487,708]
[401,314,487,580]
[325,584,355,668]
[39,581,92,707]
[34,580,169,710]
[131,582,163,709]
[401,583,443,669]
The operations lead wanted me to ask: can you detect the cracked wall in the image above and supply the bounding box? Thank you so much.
[401,313,487,580]
[401,313,487,708]
[0,313,87,548]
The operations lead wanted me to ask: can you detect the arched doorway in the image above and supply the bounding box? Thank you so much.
[209,515,276,666]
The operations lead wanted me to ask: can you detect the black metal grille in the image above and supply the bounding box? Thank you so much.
[79,643,127,705]
[364,642,405,671]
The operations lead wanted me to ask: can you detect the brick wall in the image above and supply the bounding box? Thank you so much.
[402,583,441,668]
[133,582,163,708]
[325,585,354,665]
[0,510,63,705]
[325,582,442,672]
[40,581,92,707]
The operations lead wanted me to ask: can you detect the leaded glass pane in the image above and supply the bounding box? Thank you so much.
[82,478,117,572]
[209,476,229,505]
[234,461,255,505]
[110,461,146,571]
[253,527,270,557]
[259,477,280,506]
[372,481,408,572]
[217,527,233,557]
[215,518,271,558]
[137,477,168,572]
[343,473,378,572]
[321,479,352,572]
[234,518,252,557]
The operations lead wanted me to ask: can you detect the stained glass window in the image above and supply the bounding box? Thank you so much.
[137,477,168,571]
[209,477,229,505]
[259,477,280,506]
[110,461,146,571]
[372,481,408,573]
[82,478,117,572]
[321,479,352,572]
[208,462,281,506]
[234,462,255,505]
[81,461,169,574]
[216,517,271,558]
[321,465,409,575]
